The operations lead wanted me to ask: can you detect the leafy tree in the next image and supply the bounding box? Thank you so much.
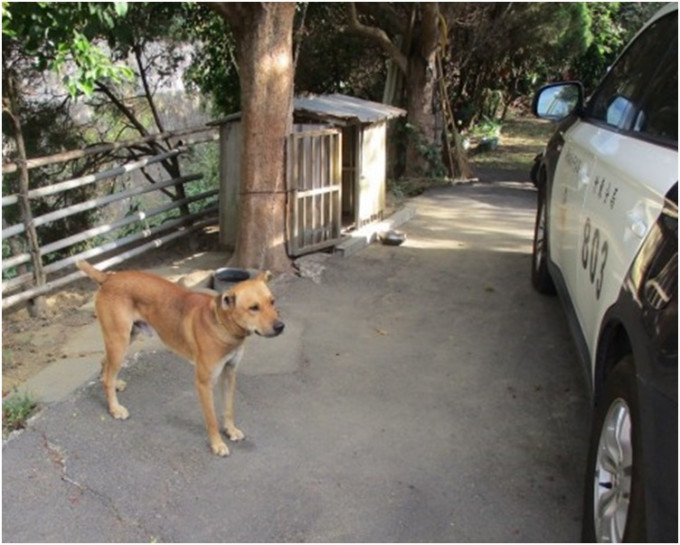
[444,3,592,127]
[2,2,133,302]
[2,2,202,243]
[569,2,664,93]
[3,2,133,97]
[182,4,241,116]
[343,3,466,179]
[295,3,386,99]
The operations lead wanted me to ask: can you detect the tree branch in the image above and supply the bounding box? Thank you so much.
[95,81,151,138]
[354,4,408,36]
[345,3,408,75]
[206,2,253,35]
[133,42,165,134]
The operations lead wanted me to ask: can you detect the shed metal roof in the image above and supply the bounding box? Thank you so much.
[209,93,406,127]
[293,93,406,125]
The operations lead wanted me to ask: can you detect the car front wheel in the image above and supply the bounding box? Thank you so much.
[582,356,646,542]
[531,187,556,294]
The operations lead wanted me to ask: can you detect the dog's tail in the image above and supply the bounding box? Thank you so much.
[77,260,109,284]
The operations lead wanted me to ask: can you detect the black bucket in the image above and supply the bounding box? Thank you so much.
[212,268,251,292]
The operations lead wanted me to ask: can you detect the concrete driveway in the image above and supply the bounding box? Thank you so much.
[2,181,590,542]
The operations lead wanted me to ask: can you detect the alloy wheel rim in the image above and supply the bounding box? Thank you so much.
[593,398,633,543]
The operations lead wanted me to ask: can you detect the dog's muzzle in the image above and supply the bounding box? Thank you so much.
[272,320,285,336]
[259,320,285,338]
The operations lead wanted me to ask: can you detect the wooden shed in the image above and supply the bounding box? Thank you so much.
[215,93,406,256]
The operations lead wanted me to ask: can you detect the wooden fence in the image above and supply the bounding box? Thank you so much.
[2,126,219,310]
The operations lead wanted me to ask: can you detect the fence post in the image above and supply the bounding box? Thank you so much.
[5,75,46,316]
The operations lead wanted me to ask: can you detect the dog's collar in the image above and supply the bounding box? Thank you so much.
[213,305,248,340]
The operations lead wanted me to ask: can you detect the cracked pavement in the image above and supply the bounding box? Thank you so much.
[3,182,590,542]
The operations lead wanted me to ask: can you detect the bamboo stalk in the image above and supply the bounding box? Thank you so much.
[2,189,218,271]
[2,174,201,239]
[2,217,216,309]
[1,149,180,207]
[41,206,218,276]
[1,125,217,174]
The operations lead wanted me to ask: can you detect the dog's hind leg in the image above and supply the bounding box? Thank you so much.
[102,337,130,419]
[99,355,127,392]
[98,313,133,420]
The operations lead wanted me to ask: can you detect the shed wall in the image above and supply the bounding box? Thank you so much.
[218,119,389,252]
[357,121,386,227]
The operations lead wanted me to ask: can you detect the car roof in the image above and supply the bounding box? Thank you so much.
[628,2,677,44]
[600,3,677,87]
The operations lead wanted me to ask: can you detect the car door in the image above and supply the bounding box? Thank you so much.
[547,120,597,321]
[574,12,678,368]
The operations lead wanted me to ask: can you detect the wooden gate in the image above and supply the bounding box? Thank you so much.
[286,128,343,256]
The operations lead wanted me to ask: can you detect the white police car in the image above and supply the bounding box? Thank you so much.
[531,4,677,542]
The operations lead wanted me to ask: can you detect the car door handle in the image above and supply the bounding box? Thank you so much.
[626,208,648,238]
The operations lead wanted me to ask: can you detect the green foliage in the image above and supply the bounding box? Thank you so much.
[387,176,450,200]
[181,4,240,116]
[3,2,133,98]
[2,390,36,438]
[55,31,134,96]
[569,2,664,92]
[2,240,19,280]
[181,3,388,115]
[295,3,386,99]
[2,96,102,279]
[445,3,594,128]
[469,117,502,140]
[2,1,15,37]
[2,2,209,276]
[402,122,448,179]
[182,143,220,214]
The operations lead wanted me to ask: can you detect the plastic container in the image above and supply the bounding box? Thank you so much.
[212,268,251,292]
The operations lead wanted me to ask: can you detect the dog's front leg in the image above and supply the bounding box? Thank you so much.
[195,369,229,457]
[219,365,245,442]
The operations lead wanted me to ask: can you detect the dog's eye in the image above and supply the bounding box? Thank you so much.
[249,304,260,312]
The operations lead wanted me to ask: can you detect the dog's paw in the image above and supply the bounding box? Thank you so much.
[110,404,130,420]
[115,379,127,392]
[225,426,245,442]
[211,440,230,457]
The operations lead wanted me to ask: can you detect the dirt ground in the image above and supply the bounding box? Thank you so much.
[1,113,552,397]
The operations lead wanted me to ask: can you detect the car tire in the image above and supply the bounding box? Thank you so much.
[531,187,556,294]
[530,153,542,186]
[582,356,646,542]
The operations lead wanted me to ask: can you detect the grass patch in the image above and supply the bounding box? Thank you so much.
[387,177,452,204]
[3,390,37,438]
[387,110,557,201]
[469,114,555,172]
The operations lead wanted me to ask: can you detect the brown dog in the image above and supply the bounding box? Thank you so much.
[77,260,284,456]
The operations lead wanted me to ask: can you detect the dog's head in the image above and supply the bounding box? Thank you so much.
[216,271,284,338]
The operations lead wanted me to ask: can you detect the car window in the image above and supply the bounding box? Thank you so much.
[586,13,677,132]
[633,39,678,143]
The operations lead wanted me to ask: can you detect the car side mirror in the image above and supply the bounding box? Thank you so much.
[532,82,584,121]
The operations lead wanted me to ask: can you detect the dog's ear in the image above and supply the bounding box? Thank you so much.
[220,292,236,309]
[256,270,273,283]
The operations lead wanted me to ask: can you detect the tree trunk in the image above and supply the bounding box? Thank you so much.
[403,4,443,178]
[347,3,458,179]
[212,2,295,272]
[404,47,439,177]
